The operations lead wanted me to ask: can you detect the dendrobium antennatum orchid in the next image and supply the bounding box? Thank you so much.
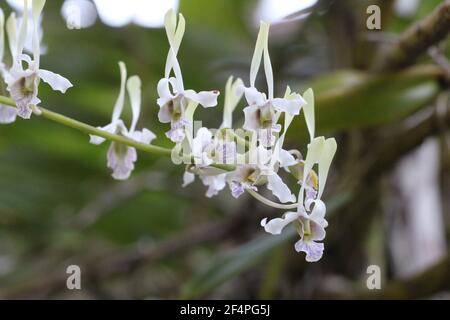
[0,8,17,124]
[157,10,219,143]
[89,62,156,180]
[0,2,337,262]
[261,137,337,261]
[2,0,72,120]
[243,22,306,148]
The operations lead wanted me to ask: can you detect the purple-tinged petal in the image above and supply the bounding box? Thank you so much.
[107,143,137,180]
[0,105,17,124]
[230,181,245,198]
[166,127,185,143]
[294,239,324,262]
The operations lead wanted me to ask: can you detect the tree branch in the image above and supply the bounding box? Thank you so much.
[373,0,450,71]
[315,254,450,299]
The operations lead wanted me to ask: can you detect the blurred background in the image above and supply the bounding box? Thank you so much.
[1,0,450,299]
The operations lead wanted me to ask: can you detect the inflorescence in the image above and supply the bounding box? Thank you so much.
[0,1,337,262]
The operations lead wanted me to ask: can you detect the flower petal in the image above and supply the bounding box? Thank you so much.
[249,22,269,87]
[17,0,29,57]
[267,173,296,203]
[279,149,297,168]
[201,174,226,198]
[243,105,260,131]
[111,61,127,122]
[158,103,172,123]
[302,88,315,141]
[32,0,46,63]
[107,143,137,180]
[317,138,337,199]
[126,75,142,133]
[221,76,244,128]
[229,181,245,198]
[184,89,219,108]
[272,96,305,115]
[261,211,299,235]
[244,86,265,106]
[89,122,117,145]
[129,128,156,145]
[294,239,324,262]
[0,9,5,62]
[38,69,73,93]
[306,198,327,221]
[166,127,185,143]
[182,171,195,187]
[157,77,173,100]
[0,105,17,124]
[6,13,17,60]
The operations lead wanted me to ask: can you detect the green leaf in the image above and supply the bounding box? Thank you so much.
[290,66,441,136]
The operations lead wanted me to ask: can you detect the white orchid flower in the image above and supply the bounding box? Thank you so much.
[226,144,271,198]
[183,169,227,199]
[0,8,18,124]
[243,21,306,147]
[261,199,328,262]
[230,99,297,203]
[261,135,336,261]
[89,62,156,180]
[157,9,219,143]
[3,0,72,119]
[183,127,236,197]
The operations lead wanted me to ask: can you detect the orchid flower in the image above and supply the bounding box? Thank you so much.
[243,21,306,147]
[181,76,242,198]
[226,143,272,198]
[261,200,328,262]
[157,9,219,143]
[261,136,337,261]
[183,167,227,198]
[0,8,17,124]
[228,89,299,203]
[89,62,156,180]
[227,147,296,203]
[182,126,236,198]
[3,0,72,119]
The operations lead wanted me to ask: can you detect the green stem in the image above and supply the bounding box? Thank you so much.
[0,95,234,171]
[246,188,298,210]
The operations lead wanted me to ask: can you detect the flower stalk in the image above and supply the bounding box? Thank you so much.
[0,94,234,171]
